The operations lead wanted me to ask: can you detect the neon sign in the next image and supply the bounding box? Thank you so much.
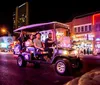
[56,32,64,36]
[96,38,100,41]
[92,13,100,25]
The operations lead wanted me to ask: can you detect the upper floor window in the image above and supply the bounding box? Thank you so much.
[85,26,87,32]
[74,23,92,33]
[89,25,92,31]
[81,26,84,32]
[78,27,80,32]
[74,27,77,33]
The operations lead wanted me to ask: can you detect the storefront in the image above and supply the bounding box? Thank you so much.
[95,37,100,53]
[72,33,94,54]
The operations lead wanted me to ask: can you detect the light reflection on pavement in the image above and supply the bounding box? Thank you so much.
[0,53,73,85]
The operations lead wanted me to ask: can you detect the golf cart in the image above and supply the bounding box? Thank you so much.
[14,21,83,76]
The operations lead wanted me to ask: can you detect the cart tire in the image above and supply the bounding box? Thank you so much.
[17,55,27,67]
[55,59,72,76]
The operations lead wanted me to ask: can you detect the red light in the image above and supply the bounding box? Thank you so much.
[92,13,100,25]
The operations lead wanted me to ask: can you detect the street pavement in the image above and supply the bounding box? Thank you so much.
[0,52,100,85]
[80,54,100,73]
[0,53,73,85]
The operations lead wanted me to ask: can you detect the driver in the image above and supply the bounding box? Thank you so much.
[45,33,54,58]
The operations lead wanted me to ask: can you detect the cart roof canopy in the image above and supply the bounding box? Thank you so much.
[14,21,69,32]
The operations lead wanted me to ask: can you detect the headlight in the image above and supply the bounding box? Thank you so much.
[63,50,69,55]
[59,50,69,55]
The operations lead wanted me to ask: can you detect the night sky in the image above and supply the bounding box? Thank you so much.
[0,0,100,33]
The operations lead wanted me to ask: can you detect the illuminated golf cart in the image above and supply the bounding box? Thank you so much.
[14,21,82,76]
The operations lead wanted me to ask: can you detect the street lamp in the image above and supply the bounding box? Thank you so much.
[1,28,7,34]
[1,27,11,36]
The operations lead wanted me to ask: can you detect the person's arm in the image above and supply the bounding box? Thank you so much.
[47,40,54,43]
[31,42,34,47]
[42,42,45,48]
[47,39,55,44]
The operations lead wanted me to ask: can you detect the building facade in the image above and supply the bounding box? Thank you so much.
[66,12,100,54]
[13,1,41,30]
[13,2,29,30]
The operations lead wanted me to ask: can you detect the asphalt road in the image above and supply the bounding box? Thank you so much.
[80,55,100,73]
[0,53,73,85]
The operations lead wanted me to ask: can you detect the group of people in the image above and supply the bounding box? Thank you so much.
[75,46,93,55]
[18,31,55,59]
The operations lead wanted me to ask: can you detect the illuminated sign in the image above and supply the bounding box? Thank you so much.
[88,34,94,40]
[88,34,94,37]
[92,13,100,25]
[74,34,94,41]
[74,34,87,40]
[0,36,13,48]
[96,38,100,41]
[56,32,64,36]
[0,43,7,48]
[56,32,65,42]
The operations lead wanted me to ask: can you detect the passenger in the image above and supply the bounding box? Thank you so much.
[45,33,54,58]
[25,34,34,52]
[33,33,44,51]
[18,31,29,50]
[25,34,37,59]
[25,34,34,47]
[33,32,46,60]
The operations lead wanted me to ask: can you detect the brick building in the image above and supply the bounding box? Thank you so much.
[66,12,100,54]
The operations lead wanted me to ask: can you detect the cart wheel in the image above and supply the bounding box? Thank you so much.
[17,55,27,67]
[55,59,72,76]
